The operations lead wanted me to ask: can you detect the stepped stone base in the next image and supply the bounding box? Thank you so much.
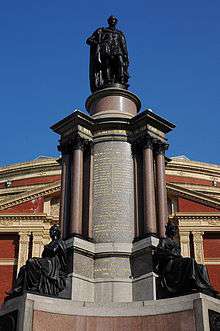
[1,293,220,331]
[60,236,159,303]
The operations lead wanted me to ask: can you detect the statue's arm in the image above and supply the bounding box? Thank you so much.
[86,29,102,46]
[120,32,129,63]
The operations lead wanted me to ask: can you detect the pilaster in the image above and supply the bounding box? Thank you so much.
[192,231,204,264]
[32,232,44,258]
[17,232,30,272]
[179,231,190,257]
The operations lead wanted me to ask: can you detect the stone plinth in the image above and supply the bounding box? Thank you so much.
[85,87,141,119]
[59,236,158,303]
[51,91,175,304]
[1,292,220,331]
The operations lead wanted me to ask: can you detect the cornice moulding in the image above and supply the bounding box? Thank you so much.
[0,182,61,211]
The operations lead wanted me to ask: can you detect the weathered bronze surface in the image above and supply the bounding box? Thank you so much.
[86,16,129,92]
[155,222,218,298]
[5,225,67,301]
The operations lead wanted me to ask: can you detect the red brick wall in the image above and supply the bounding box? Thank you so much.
[203,233,220,258]
[0,265,17,303]
[178,198,219,212]
[0,234,19,258]
[206,265,220,292]
[0,197,44,214]
[0,234,19,303]
[203,233,220,292]
[166,175,214,186]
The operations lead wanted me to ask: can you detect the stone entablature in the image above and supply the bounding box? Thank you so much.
[0,214,55,271]
[0,157,60,184]
[166,157,220,193]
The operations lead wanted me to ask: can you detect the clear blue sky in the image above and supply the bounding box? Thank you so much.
[0,1,219,166]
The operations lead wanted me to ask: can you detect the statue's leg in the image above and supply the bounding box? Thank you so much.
[117,55,124,84]
[105,57,111,83]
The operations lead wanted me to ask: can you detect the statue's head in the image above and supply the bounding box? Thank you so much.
[165,221,177,238]
[49,224,61,240]
[107,16,118,28]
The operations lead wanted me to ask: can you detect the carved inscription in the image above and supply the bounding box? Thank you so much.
[93,141,134,242]
[94,257,131,278]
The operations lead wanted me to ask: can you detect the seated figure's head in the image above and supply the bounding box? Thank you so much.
[49,224,61,240]
[165,221,177,238]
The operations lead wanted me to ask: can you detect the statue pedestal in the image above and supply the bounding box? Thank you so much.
[60,236,159,303]
[51,87,175,304]
[1,292,220,331]
[85,87,141,119]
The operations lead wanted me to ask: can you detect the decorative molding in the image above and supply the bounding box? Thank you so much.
[167,183,220,209]
[0,181,61,211]
[0,213,57,222]
[154,141,169,155]
[0,258,17,266]
[204,258,220,265]
[0,158,60,182]
[166,158,220,179]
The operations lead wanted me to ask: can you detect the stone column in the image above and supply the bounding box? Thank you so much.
[32,231,44,258]
[132,145,139,239]
[192,231,204,264]
[59,151,71,239]
[88,148,94,239]
[179,231,190,257]
[155,142,168,238]
[69,137,84,237]
[143,140,157,235]
[17,231,30,272]
[93,140,135,243]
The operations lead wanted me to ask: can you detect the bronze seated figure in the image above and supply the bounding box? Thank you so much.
[5,224,67,301]
[155,221,218,298]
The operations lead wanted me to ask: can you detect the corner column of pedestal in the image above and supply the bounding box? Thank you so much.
[59,148,71,239]
[155,142,169,238]
[142,139,157,235]
[69,138,84,237]
[88,146,94,239]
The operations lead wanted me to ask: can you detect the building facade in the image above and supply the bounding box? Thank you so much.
[0,155,219,302]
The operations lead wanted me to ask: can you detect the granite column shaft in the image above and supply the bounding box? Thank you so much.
[59,153,71,239]
[155,143,168,238]
[143,141,157,235]
[70,142,84,236]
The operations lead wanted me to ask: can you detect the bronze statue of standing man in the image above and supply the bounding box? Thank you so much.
[86,16,129,92]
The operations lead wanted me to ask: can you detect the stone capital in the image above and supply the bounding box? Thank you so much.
[154,141,169,155]
[72,136,86,151]
[58,135,90,154]
[58,139,72,155]
[142,138,154,150]
[19,231,30,243]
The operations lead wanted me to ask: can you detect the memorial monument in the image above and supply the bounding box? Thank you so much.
[1,16,220,331]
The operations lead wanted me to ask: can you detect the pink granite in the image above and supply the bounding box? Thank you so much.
[33,310,196,331]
